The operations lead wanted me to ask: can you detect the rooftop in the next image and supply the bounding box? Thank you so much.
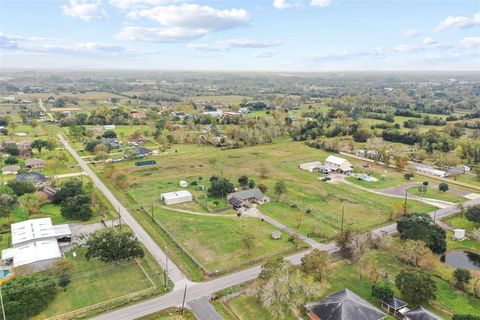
[325,155,350,166]
[2,239,62,267]
[11,218,71,247]
[161,190,192,200]
[227,188,264,201]
[305,289,385,320]
[404,306,443,320]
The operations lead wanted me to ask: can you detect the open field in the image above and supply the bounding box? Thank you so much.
[154,207,296,272]
[189,95,251,105]
[443,213,479,232]
[99,139,435,243]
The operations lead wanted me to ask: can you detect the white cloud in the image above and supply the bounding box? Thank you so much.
[116,26,205,42]
[273,0,296,9]
[393,44,412,53]
[61,0,108,21]
[402,28,420,38]
[436,12,480,31]
[310,0,331,7]
[109,0,178,10]
[255,51,277,58]
[0,32,134,56]
[422,37,437,46]
[460,37,480,48]
[188,39,281,51]
[127,4,249,32]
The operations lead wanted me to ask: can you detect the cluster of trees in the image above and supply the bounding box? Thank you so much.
[397,214,446,254]
[207,176,235,197]
[54,179,93,221]
[85,230,144,263]
[58,106,135,126]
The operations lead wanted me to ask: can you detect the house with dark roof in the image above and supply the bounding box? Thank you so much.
[136,146,153,157]
[25,158,45,169]
[404,306,443,320]
[305,289,386,320]
[227,188,269,209]
[18,141,32,157]
[15,172,48,188]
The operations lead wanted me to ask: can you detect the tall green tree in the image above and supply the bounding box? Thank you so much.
[395,269,437,304]
[53,179,83,204]
[301,249,330,282]
[2,275,57,320]
[60,194,93,221]
[85,230,144,263]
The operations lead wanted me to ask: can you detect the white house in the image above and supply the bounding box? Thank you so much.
[1,165,20,175]
[1,218,71,271]
[299,161,322,172]
[161,190,193,205]
[325,155,353,173]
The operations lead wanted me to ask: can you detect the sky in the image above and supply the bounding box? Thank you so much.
[0,0,479,71]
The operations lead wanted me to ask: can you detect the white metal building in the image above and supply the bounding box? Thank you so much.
[299,161,322,172]
[161,190,193,205]
[1,218,71,270]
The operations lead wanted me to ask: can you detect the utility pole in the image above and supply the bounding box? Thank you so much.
[181,284,188,314]
[340,206,345,235]
[151,203,154,222]
[118,206,122,230]
[404,190,408,215]
[0,286,6,320]
[433,210,437,222]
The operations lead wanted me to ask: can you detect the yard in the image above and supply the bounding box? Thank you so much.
[443,213,479,232]
[34,245,169,319]
[406,186,466,203]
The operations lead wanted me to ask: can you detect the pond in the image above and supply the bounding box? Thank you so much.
[440,250,480,271]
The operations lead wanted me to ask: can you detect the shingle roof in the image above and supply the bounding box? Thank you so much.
[228,188,264,201]
[25,158,45,166]
[404,306,443,320]
[229,196,244,207]
[136,146,152,155]
[15,172,47,183]
[305,289,386,320]
[1,165,21,172]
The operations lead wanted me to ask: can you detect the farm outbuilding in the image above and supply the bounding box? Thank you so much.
[161,190,193,205]
[300,161,322,172]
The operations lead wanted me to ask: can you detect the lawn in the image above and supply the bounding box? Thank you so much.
[154,207,297,272]
[139,309,196,320]
[407,186,466,203]
[34,245,168,319]
[443,213,479,232]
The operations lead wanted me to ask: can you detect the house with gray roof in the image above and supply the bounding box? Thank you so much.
[227,188,269,209]
[305,289,386,320]
[25,158,45,169]
[404,306,443,320]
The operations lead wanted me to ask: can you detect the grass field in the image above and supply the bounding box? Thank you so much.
[154,207,296,272]
[443,213,479,232]
[407,186,466,203]
[139,309,196,320]
[102,139,435,243]
[35,244,169,319]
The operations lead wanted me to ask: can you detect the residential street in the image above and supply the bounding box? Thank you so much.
[59,134,480,320]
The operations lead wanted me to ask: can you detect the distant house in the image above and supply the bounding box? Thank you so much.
[300,161,322,172]
[18,141,32,157]
[404,306,443,320]
[1,165,21,175]
[325,155,353,173]
[136,146,153,157]
[227,188,269,209]
[25,158,45,169]
[103,124,116,130]
[161,190,193,205]
[15,172,47,187]
[413,165,447,178]
[130,112,147,120]
[305,289,386,320]
[101,138,121,149]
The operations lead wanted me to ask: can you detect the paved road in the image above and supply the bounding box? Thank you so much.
[39,99,54,121]
[188,297,223,320]
[57,134,187,286]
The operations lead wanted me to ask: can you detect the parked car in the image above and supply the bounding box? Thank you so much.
[321,176,331,181]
